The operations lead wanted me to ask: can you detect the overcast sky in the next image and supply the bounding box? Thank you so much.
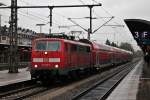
[1,0,149,51]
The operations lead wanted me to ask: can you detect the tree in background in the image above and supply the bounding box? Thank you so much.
[119,42,134,52]
[105,40,134,52]
[105,39,118,47]
[134,50,143,57]
[111,42,118,47]
[105,39,111,45]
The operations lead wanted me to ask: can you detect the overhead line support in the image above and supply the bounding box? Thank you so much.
[9,0,18,73]
[49,7,53,34]
[88,5,93,40]
[0,4,101,9]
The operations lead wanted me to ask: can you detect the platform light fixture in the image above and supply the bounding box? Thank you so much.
[36,24,45,33]
[0,2,6,30]
[0,3,6,6]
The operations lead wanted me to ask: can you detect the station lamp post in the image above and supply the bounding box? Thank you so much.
[9,0,19,73]
[36,24,45,33]
[0,3,6,6]
[0,2,6,32]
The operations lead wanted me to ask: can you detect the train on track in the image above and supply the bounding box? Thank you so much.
[30,34,133,81]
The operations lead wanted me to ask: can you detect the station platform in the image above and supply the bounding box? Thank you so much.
[107,59,150,100]
[0,68,31,86]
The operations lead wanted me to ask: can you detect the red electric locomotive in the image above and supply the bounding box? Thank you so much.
[31,36,133,81]
[31,38,91,80]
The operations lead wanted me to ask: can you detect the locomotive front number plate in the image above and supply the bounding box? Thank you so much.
[43,58,49,62]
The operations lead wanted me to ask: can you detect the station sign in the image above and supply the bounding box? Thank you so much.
[133,31,150,45]
[133,31,150,39]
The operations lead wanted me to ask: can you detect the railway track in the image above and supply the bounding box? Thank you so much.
[27,60,139,100]
[72,61,137,100]
[0,80,44,100]
[1,87,48,100]
[0,78,66,100]
[0,60,139,100]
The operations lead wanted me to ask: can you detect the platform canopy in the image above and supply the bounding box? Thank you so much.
[124,19,150,54]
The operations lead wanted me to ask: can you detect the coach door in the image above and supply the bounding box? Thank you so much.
[68,44,71,66]
[96,52,99,66]
[65,43,71,66]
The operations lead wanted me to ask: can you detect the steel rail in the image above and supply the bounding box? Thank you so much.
[0,84,38,98]
[0,83,48,100]
[72,61,137,100]
[0,80,35,97]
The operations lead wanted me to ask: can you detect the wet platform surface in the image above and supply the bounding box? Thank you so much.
[107,59,143,100]
[0,68,31,86]
[137,61,150,100]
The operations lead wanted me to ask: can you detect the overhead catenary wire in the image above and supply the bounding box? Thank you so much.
[2,2,61,27]
[77,0,116,34]
[1,1,118,35]
[90,1,131,45]
[78,0,86,5]
[93,10,123,44]
[0,2,48,23]
[18,0,97,28]
[18,0,60,26]
[0,1,102,34]
[1,9,60,28]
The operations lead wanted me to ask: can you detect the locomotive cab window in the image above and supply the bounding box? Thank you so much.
[35,41,46,50]
[35,41,61,51]
[47,41,60,51]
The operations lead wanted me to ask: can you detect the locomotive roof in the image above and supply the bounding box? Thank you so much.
[34,38,132,54]
[112,46,133,54]
[79,39,132,54]
[94,42,132,54]
[34,38,91,47]
[91,42,113,51]
[79,39,113,51]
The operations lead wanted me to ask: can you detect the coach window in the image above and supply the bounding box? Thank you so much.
[71,44,77,52]
[78,46,82,52]
[86,46,91,52]
[78,46,86,52]
[2,36,6,40]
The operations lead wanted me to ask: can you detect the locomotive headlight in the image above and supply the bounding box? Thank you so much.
[55,65,59,68]
[44,52,48,55]
[34,65,38,68]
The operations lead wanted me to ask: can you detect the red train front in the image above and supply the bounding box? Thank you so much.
[31,38,91,80]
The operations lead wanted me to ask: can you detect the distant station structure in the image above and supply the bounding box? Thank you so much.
[125,19,150,63]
